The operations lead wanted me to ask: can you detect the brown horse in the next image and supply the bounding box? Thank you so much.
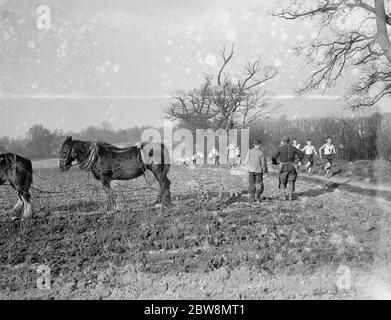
[58,136,171,210]
[0,153,34,219]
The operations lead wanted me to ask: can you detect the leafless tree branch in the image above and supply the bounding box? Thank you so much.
[165,44,279,130]
[274,0,391,109]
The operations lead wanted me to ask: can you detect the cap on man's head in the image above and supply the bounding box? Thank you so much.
[281,136,290,143]
[253,139,261,145]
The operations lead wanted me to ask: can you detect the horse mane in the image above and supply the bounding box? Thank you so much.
[75,142,99,171]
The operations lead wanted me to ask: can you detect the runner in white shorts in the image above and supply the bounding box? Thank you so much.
[319,136,337,178]
[301,138,318,175]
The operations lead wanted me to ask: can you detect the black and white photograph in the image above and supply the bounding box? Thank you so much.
[1,0,391,302]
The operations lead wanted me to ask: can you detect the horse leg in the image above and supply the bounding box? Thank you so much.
[150,164,171,205]
[102,178,116,211]
[13,196,24,215]
[160,165,171,205]
[280,186,287,201]
[20,191,34,219]
[149,164,162,204]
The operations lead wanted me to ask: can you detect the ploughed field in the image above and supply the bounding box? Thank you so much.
[0,162,390,299]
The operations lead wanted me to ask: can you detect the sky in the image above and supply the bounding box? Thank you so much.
[0,0,390,138]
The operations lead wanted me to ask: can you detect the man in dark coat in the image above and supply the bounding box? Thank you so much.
[271,136,304,201]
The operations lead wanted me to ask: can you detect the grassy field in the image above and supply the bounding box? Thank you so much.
[0,163,391,299]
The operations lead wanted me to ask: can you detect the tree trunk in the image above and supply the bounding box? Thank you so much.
[375,0,391,64]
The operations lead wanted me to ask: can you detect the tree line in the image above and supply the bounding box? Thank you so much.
[0,122,155,160]
[1,114,390,162]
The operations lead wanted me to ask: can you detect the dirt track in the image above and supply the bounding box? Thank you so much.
[0,164,391,299]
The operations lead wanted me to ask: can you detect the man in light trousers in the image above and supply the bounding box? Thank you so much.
[245,139,268,203]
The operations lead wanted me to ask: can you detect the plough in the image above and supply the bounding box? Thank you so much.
[185,174,243,202]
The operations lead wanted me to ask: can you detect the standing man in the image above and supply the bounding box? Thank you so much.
[245,139,268,203]
[319,136,337,178]
[272,136,304,201]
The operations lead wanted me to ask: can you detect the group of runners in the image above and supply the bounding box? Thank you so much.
[246,136,337,202]
[210,144,241,166]
[176,135,337,202]
[291,136,337,176]
[176,144,241,166]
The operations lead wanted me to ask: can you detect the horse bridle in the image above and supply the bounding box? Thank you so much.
[0,153,17,169]
[60,141,102,170]
[59,142,74,167]
[59,142,86,169]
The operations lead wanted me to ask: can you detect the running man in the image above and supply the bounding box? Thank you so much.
[196,151,205,165]
[208,147,220,165]
[292,138,302,170]
[319,136,337,178]
[292,138,301,150]
[227,143,238,167]
[301,139,318,175]
[235,146,241,166]
[272,136,304,201]
[191,153,197,165]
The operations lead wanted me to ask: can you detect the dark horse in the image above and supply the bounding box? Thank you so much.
[0,153,34,219]
[58,136,171,210]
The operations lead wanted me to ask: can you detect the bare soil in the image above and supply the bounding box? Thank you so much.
[0,163,391,299]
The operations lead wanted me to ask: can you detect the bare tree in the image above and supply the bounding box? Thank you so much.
[165,76,217,130]
[165,44,279,130]
[273,0,391,109]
